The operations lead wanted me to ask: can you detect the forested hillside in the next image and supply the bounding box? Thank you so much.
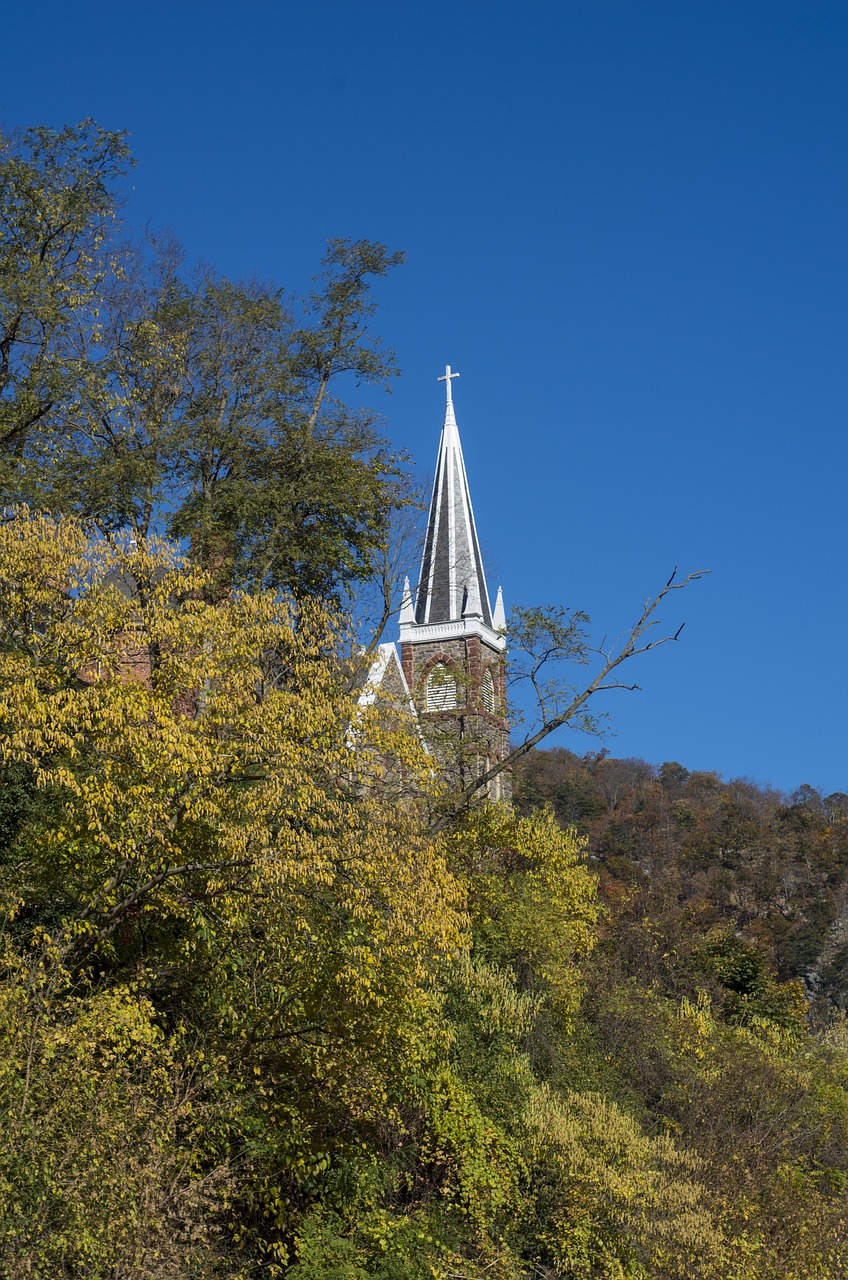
[3,121,848,1280]
[515,747,848,1009]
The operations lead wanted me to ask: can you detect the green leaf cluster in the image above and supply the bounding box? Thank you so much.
[0,123,410,607]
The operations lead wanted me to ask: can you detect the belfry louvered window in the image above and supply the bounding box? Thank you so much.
[482,668,496,715]
[426,663,457,711]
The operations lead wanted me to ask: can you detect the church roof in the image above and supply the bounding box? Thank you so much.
[415,367,494,628]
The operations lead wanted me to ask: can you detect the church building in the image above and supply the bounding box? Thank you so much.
[397,366,510,799]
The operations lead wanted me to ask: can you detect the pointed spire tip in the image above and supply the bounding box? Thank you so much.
[399,574,415,625]
[493,586,506,632]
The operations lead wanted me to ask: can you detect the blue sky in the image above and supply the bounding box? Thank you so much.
[3,1,847,794]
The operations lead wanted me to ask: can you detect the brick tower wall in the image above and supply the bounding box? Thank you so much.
[401,635,511,801]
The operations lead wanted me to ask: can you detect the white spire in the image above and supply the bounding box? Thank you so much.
[462,569,483,619]
[493,586,506,633]
[399,575,415,625]
[399,367,505,654]
[414,365,494,628]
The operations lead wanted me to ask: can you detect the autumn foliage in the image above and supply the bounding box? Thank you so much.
[2,514,848,1278]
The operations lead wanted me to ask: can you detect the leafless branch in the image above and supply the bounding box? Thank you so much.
[427,567,707,836]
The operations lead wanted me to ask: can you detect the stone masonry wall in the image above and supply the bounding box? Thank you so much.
[400,635,511,800]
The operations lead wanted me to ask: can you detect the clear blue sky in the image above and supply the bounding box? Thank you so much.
[3,1,847,795]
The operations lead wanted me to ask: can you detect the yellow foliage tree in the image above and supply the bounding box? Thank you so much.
[448,805,600,1028]
[0,509,465,1273]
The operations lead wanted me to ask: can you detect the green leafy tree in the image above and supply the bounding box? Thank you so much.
[1,122,410,605]
[0,121,131,485]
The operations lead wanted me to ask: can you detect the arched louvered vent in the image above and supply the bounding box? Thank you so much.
[426,663,457,711]
[482,668,496,715]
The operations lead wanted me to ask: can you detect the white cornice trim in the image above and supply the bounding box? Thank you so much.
[399,617,506,652]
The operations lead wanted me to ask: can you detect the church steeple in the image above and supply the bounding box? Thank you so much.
[408,366,503,644]
[399,366,510,798]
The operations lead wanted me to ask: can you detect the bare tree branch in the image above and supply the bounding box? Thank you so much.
[426,567,707,836]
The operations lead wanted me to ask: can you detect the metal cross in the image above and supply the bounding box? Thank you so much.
[438,364,460,409]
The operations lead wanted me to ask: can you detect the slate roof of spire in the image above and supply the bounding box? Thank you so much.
[415,367,493,627]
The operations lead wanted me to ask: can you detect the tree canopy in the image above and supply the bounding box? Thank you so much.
[0,121,409,606]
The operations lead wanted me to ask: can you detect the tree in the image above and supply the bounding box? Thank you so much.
[1,122,412,605]
[0,509,464,1272]
[0,121,131,488]
[42,237,410,603]
[167,239,410,601]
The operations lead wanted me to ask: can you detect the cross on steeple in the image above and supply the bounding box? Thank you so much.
[438,364,460,411]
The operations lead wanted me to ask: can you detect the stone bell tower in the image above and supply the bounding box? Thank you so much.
[399,366,510,798]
